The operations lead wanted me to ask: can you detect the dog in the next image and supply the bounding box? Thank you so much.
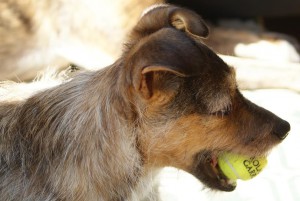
[0,4,290,201]
[0,0,162,81]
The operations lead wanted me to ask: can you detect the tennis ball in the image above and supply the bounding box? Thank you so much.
[217,152,268,181]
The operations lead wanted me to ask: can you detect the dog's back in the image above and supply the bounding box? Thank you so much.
[0,67,147,200]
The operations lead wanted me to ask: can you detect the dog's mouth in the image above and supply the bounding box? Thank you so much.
[191,151,237,192]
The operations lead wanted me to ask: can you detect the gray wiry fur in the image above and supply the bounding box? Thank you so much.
[0,68,145,200]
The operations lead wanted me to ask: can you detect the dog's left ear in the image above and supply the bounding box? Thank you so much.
[137,65,186,100]
[170,8,209,38]
[132,5,209,40]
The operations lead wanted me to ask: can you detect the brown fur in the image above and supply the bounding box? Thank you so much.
[0,4,290,201]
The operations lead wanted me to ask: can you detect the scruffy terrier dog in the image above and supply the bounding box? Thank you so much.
[0,5,290,201]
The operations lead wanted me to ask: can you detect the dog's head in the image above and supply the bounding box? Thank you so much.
[122,5,290,191]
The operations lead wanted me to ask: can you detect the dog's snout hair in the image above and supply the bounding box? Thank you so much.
[0,4,290,200]
[236,93,290,142]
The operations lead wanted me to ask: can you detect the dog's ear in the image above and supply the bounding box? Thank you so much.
[170,8,209,38]
[137,65,186,100]
[142,65,188,77]
[131,5,209,40]
[129,28,209,100]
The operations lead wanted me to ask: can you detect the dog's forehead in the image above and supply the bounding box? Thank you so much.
[190,65,236,113]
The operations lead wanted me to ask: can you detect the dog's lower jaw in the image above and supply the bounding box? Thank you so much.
[190,151,237,192]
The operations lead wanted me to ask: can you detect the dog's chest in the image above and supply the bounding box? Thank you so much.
[127,169,161,201]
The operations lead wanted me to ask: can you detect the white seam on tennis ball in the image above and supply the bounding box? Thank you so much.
[224,154,242,179]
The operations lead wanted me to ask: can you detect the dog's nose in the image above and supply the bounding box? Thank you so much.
[272,120,290,140]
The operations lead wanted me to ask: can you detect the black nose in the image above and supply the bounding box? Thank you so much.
[273,120,290,140]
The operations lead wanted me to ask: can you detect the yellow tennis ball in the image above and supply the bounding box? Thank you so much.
[217,152,268,181]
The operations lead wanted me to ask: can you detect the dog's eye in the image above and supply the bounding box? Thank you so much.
[211,107,231,117]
